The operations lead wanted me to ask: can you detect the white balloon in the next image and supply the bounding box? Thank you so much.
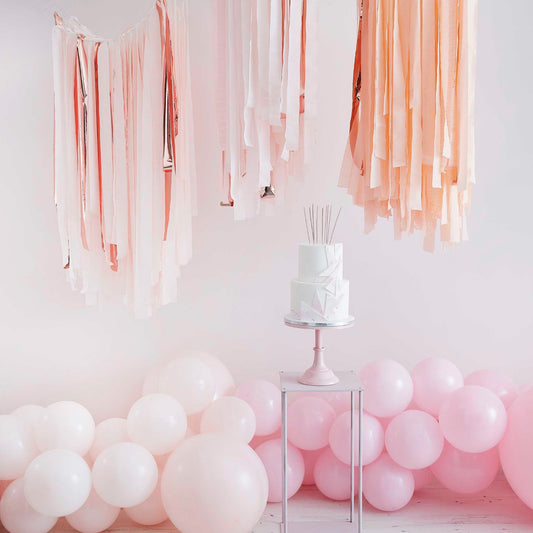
[158,357,216,415]
[89,418,129,463]
[127,394,187,455]
[24,450,91,517]
[124,468,167,526]
[35,401,95,456]
[0,415,38,480]
[92,442,158,508]
[161,434,268,533]
[0,478,57,533]
[200,397,256,443]
[65,488,120,533]
[11,405,44,435]
[184,351,235,399]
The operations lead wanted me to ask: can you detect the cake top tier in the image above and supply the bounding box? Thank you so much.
[298,243,343,282]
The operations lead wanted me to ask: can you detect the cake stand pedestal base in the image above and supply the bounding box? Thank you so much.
[284,314,355,387]
[298,329,339,385]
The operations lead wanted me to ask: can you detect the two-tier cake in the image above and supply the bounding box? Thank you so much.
[289,242,350,324]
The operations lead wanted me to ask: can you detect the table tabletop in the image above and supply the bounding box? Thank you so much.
[279,371,363,392]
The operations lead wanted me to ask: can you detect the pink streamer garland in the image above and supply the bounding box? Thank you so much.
[52,0,196,317]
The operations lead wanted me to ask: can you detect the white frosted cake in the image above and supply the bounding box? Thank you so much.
[289,243,350,323]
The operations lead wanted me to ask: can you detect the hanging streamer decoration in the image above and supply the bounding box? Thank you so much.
[339,0,478,251]
[216,0,317,220]
[52,0,196,317]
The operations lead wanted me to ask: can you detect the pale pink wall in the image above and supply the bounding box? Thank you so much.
[0,0,531,422]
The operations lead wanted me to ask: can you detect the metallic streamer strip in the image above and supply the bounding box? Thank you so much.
[75,36,89,250]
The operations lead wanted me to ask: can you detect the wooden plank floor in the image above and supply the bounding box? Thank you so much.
[49,475,533,533]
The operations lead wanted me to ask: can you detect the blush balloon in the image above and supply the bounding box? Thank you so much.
[314,447,359,501]
[431,441,499,494]
[24,450,91,517]
[65,488,120,533]
[0,478,57,533]
[185,351,235,399]
[287,397,336,451]
[92,442,158,508]
[0,415,38,480]
[0,480,9,499]
[235,380,281,436]
[359,359,413,418]
[439,386,507,453]
[158,357,216,415]
[89,418,129,463]
[385,410,444,469]
[465,369,518,409]
[249,429,281,450]
[125,465,167,526]
[300,392,352,414]
[127,394,187,455]
[255,439,304,503]
[411,357,463,416]
[161,434,268,533]
[329,410,384,466]
[301,449,322,485]
[35,401,95,456]
[200,397,256,443]
[363,453,414,512]
[499,387,533,509]
[412,467,434,491]
[11,405,44,436]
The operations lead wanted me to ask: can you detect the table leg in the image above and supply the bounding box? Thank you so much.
[358,389,363,532]
[350,390,355,524]
[282,390,288,533]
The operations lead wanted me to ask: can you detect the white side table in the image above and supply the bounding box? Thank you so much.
[279,371,364,533]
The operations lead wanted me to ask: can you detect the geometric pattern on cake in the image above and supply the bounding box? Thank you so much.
[290,243,350,323]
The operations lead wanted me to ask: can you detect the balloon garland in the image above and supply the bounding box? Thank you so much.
[1,353,530,533]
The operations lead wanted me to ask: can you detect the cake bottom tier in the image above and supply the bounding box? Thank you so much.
[290,278,350,323]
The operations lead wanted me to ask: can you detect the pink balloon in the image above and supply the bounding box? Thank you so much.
[431,441,499,494]
[301,449,322,485]
[411,357,463,416]
[249,429,281,450]
[465,369,518,409]
[125,467,167,526]
[328,411,384,466]
[235,380,281,436]
[187,412,203,434]
[65,488,120,533]
[300,392,352,414]
[255,439,304,503]
[0,480,9,500]
[0,478,57,533]
[363,453,414,512]
[412,468,434,491]
[500,387,533,509]
[359,359,413,418]
[287,397,336,451]
[439,386,507,453]
[385,410,444,469]
[314,448,359,501]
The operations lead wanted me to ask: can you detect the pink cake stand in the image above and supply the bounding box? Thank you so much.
[284,314,355,386]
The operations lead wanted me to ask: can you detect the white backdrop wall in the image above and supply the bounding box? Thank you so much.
[0,0,531,421]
